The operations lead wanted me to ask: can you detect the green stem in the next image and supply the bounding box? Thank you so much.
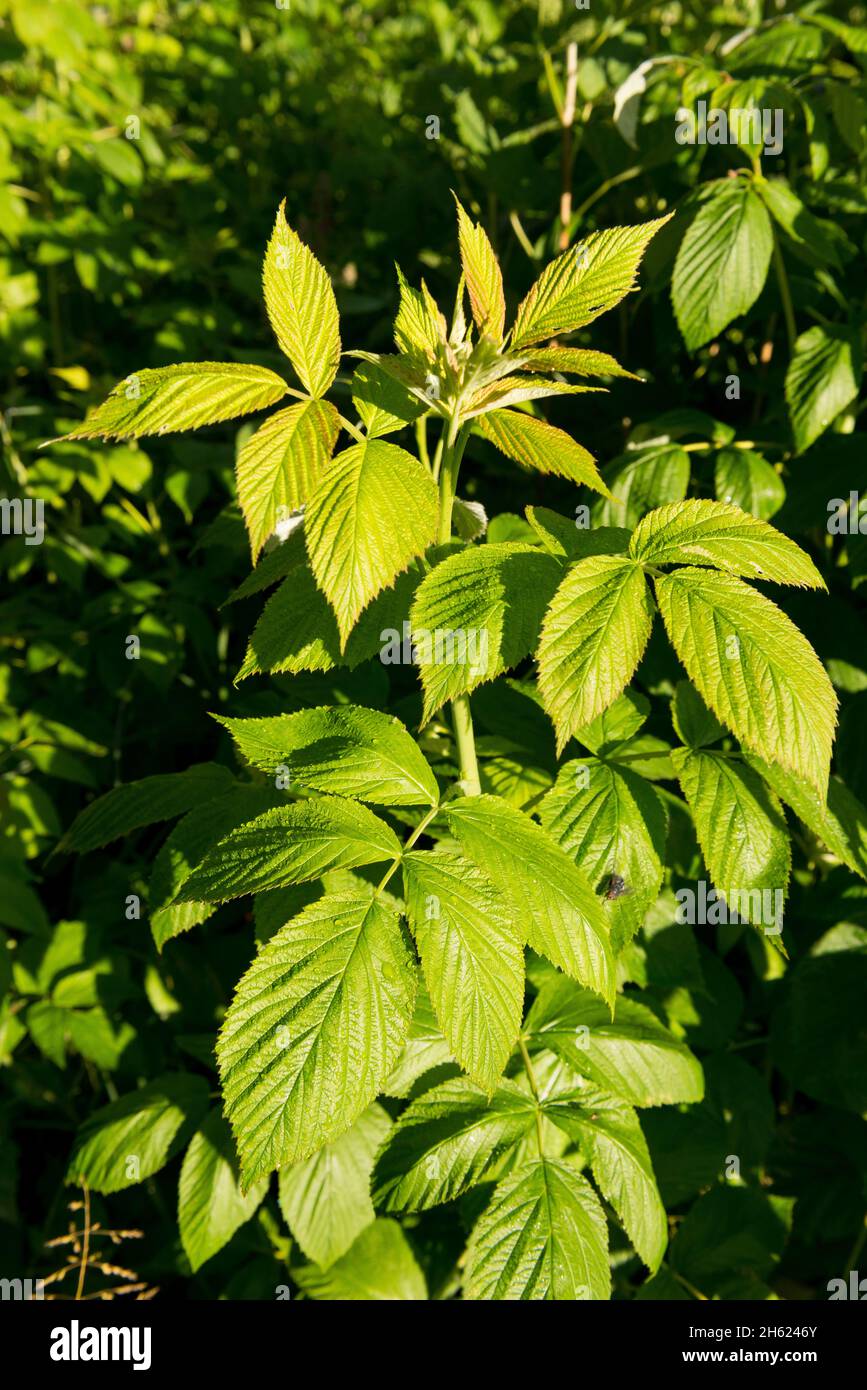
[436,417,469,544]
[451,694,481,795]
[518,1037,545,1156]
[772,232,797,353]
[376,802,441,894]
[509,209,539,263]
[436,416,481,795]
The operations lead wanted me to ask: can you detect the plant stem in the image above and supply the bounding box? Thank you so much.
[436,416,481,795]
[436,417,469,544]
[518,1037,546,1155]
[451,693,481,795]
[376,802,441,893]
[772,232,797,353]
[509,209,539,262]
[558,42,579,250]
[75,1181,91,1300]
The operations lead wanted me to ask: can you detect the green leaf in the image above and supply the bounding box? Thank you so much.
[464,1158,610,1300]
[537,555,654,751]
[517,346,641,379]
[467,375,602,417]
[525,510,624,563]
[630,499,824,588]
[672,181,773,351]
[745,756,867,882]
[61,763,235,852]
[218,889,416,1182]
[455,196,505,341]
[175,798,401,904]
[64,363,289,441]
[510,216,671,348]
[785,324,862,454]
[225,533,303,604]
[715,447,785,521]
[671,681,725,748]
[149,786,280,949]
[540,759,667,952]
[573,688,651,754]
[654,567,837,797]
[393,267,445,363]
[673,748,790,934]
[293,1218,427,1300]
[66,1074,209,1193]
[754,176,841,269]
[525,979,704,1106]
[263,201,340,398]
[592,443,690,529]
[236,545,424,680]
[401,850,524,1091]
[304,438,438,647]
[445,795,615,1005]
[236,399,340,561]
[772,924,867,1114]
[544,1087,666,1272]
[409,543,562,722]
[216,706,439,807]
[278,1104,391,1267]
[351,360,426,439]
[373,1076,536,1212]
[178,1109,269,1272]
[383,984,453,1098]
[478,409,609,495]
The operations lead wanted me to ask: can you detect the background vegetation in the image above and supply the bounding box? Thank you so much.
[2,0,867,1300]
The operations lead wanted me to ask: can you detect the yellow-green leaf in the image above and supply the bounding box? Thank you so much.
[236,399,340,560]
[263,201,341,398]
[654,567,837,798]
[64,363,289,441]
[478,409,610,495]
[454,196,506,342]
[510,216,671,349]
[305,439,439,647]
[217,889,417,1183]
[538,556,655,751]
[630,499,825,588]
[518,347,641,379]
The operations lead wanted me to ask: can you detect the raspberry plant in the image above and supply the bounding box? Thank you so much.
[59,197,844,1299]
